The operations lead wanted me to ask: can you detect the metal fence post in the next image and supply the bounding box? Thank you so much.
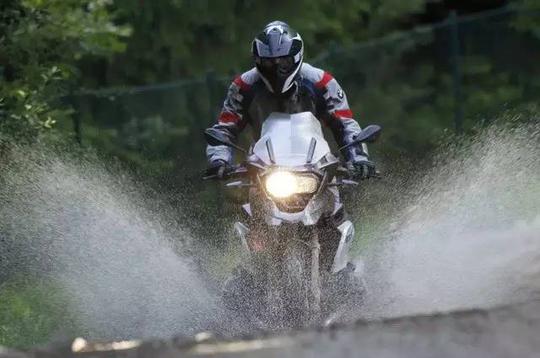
[73,115,82,145]
[206,69,218,123]
[69,95,82,145]
[205,69,225,213]
[327,41,339,75]
[450,10,464,134]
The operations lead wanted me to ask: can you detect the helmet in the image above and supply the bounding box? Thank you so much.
[252,21,304,94]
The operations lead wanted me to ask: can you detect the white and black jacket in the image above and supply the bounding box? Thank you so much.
[206,63,368,164]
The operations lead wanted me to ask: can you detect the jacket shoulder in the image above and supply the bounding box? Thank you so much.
[231,67,260,91]
[301,63,333,89]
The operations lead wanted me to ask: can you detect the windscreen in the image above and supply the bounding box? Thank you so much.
[252,112,331,166]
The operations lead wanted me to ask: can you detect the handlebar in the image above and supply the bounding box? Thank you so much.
[336,165,382,180]
[204,163,381,182]
[202,165,248,181]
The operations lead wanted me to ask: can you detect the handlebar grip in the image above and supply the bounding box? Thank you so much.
[202,165,248,181]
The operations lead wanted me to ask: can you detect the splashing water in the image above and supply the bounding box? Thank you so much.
[0,145,223,340]
[0,118,539,344]
[359,120,540,318]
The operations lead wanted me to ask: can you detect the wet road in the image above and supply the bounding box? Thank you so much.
[4,298,539,358]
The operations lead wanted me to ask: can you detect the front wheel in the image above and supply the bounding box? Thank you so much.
[226,232,323,330]
[272,233,321,328]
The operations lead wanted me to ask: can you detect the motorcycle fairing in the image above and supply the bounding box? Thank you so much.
[249,112,339,225]
[331,220,355,273]
[233,218,355,275]
[252,112,331,167]
[234,110,357,277]
[242,203,252,217]
[234,221,250,254]
[249,178,337,226]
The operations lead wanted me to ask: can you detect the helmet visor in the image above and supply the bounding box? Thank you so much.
[256,56,295,77]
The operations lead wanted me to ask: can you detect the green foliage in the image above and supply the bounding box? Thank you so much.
[96,0,436,85]
[0,278,79,349]
[79,114,182,174]
[70,0,444,175]
[512,0,540,37]
[0,0,130,141]
[316,7,540,155]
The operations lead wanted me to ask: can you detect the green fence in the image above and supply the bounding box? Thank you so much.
[68,6,540,174]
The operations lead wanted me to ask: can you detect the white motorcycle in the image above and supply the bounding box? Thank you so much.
[205,111,381,329]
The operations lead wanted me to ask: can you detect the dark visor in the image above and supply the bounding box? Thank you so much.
[257,56,295,75]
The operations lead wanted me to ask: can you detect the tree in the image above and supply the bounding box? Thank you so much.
[0,0,130,142]
[85,0,434,86]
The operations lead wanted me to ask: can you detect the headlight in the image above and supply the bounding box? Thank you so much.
[264,171,319,198]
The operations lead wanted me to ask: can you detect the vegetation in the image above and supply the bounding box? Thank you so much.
[0,0,130,141]
[0,278,79,349]
[72,0,433,85]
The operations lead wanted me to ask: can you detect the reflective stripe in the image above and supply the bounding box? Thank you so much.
[233,76,251,92]
[218,111,241,123]
[334,109,354,119]
[315,71,333,89]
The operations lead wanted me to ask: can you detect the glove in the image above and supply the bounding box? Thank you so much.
[346,159,377,180]
[205,160,233,179]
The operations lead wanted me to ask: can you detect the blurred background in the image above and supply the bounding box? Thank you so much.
[3,1,539,172]
[1,0,539,349]
[69,0,540,247]
[70,0,539,168]
[4,0,538,238]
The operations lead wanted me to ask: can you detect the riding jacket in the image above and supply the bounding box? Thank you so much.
[206,63,368,164]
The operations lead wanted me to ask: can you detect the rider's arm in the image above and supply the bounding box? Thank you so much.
[315,71,368,162]
[206,75,251,164]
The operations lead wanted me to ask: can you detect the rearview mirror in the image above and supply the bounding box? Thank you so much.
[339,124,382,152]
[204,128,247,153]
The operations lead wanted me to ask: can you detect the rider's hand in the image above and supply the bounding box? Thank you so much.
[347,159,377,180]
[205,160,233,179]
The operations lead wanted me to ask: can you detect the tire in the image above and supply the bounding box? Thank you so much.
[322,262,366,325]
[280,239,318,328]
[236,237,322,330]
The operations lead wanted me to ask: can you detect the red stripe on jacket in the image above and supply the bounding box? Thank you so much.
[334,109,354,119]
[218,111,240,124]
[315,72,334,89]
[233,76,251,92]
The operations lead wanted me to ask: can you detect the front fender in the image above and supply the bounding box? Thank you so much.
[331,220,355,273]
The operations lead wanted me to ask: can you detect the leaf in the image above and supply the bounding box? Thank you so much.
[43,117,56,129]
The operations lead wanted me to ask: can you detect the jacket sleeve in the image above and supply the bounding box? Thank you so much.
[205,76,250,164]
[316,72,368,162]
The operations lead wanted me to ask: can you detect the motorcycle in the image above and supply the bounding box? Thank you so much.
[204,111,381,329]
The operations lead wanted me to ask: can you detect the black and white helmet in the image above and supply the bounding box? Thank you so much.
[252,21,304,94]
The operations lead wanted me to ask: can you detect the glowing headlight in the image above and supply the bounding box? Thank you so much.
[264,171,319,198]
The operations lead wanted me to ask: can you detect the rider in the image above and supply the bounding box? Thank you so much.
[205,21,377,309]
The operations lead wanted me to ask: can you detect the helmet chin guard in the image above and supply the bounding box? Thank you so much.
[252,21,304,94]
